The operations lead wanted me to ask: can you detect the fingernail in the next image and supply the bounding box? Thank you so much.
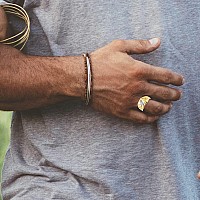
[180,90,183,98]
[182,77,185,84]
[149,38,159,45]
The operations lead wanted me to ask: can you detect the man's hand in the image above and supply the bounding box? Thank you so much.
[0,32,183,120]
[0,6,7,40]
[91,38,184,123]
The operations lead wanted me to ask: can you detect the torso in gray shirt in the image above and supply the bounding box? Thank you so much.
[1,0,200,199]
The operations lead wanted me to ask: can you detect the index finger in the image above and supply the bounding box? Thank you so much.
[141,63,184,86]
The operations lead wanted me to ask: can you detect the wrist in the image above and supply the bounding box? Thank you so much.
[59,55,86,100]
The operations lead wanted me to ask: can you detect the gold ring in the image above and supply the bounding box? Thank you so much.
[137,96,151,111]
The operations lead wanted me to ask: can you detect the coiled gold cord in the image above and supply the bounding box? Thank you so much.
[0,3,30,50]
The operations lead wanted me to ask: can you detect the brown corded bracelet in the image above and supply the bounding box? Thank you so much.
[83,53,93,105]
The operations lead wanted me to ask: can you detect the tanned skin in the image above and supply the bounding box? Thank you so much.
[0,6,7,40]
[0,7,184,123]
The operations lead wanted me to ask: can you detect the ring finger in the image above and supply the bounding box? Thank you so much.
[141,99,172,115]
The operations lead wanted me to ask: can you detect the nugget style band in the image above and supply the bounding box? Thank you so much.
[83,53,93,105]
[0,3,30,50]
[137,96,151,111]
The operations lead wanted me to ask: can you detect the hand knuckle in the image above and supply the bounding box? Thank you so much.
[161,89,170,99]
[164,71,173,83]
[138,40,148,50]
[134,68,143,77]
[154,105,163,114]
[134,81,148,94]
[112,39,125,48]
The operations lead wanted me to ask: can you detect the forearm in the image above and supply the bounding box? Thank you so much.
[0,44,85,111]
[0,6,7,40]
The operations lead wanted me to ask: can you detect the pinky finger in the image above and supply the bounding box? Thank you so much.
[126,110,159,123]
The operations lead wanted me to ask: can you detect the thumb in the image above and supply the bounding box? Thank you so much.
[113,38,161,54]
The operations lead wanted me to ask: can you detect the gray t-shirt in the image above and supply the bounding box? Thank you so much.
[1,0,200,199]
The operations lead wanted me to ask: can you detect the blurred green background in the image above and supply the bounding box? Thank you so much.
[0,111,12,200]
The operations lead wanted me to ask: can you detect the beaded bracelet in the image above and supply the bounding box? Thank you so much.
[0,3,30,50]
[83,53,93,105]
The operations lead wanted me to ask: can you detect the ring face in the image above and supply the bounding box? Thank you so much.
[137,96,151,111]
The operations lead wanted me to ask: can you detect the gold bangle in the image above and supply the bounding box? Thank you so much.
[0,3,30,50]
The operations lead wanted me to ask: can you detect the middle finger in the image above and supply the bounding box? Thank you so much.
[147,83,182,101]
